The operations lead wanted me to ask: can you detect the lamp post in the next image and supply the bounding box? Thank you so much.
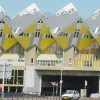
[84,80,88,97]
[55,82,58,95]
[60,70,63,96]
[85,80,87,89]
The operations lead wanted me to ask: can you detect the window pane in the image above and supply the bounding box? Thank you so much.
[18,70,24,76]
[0,79,2,84]
[18,77,23,85]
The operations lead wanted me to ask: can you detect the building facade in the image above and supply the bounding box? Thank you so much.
[0,3,100,96]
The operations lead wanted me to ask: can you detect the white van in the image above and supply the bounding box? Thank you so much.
[62,90,80,100]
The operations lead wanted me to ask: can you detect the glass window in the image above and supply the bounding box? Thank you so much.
[19,33,23,36]
[84,61,89,67]
[18,77,23,85]
[0,79,2,84]
[14,70,18,84]
[37,20,40,23]
[7,79,10,84]
[69,59,72,64]
[10,77,14,84]
[12,70,14,76]
[90,61,92,67]
[0,31,2,37]
[35,47,39,53]
[4,79,7,84]
[18,70,24,76]
[27,33,29,37]
[31,58,33,63]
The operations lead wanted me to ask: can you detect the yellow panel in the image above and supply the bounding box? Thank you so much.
[16,37,31,49]
[40,38,55,50]
[63,23,77,33]
[41,23,51,34]
[95,37,100,45]
[74,54,93,67]
[93,60,100,67]
[23,23,37,33]
[80,23,91,34]
[55,37,70,49]
[77,39,95,51]
[3,38,17,50]
[3,23,12,34]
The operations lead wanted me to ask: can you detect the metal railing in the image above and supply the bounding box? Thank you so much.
[0,92,62,100]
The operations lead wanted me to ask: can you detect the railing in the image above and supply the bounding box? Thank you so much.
[0,92,62,100]
[7,58,25,66]
[73,54,100,67]
[0,58,25,66]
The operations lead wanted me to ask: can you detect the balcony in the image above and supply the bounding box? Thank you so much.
[34,54,100,72]
[0,54,25,66]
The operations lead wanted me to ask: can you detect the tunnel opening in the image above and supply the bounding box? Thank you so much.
[41,75,99,96]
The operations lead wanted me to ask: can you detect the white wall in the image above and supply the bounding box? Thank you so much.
[23,66,41,94]
[99,77,100,93]
[34,70,42,93]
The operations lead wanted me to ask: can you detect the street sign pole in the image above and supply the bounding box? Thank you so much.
[51,82,56,96]
[1,63,5,99]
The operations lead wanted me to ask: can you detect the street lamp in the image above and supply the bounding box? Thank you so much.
[60,70,63,96]
[55,82,58,95]
[85,80,87,89]
[84,80,88,96]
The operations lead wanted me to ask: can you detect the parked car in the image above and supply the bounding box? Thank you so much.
[90,93,100,98]
[62,90,80,100]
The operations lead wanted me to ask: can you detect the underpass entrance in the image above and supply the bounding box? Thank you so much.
[41,75,99,96]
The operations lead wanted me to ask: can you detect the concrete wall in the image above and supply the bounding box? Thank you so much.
[24,47,36,66]
[34,70,42,93]
[99,77,100,93]
[23,66,41,93]
[63,47,75,67]
[25,46,76,67]
[25,47,41,66]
